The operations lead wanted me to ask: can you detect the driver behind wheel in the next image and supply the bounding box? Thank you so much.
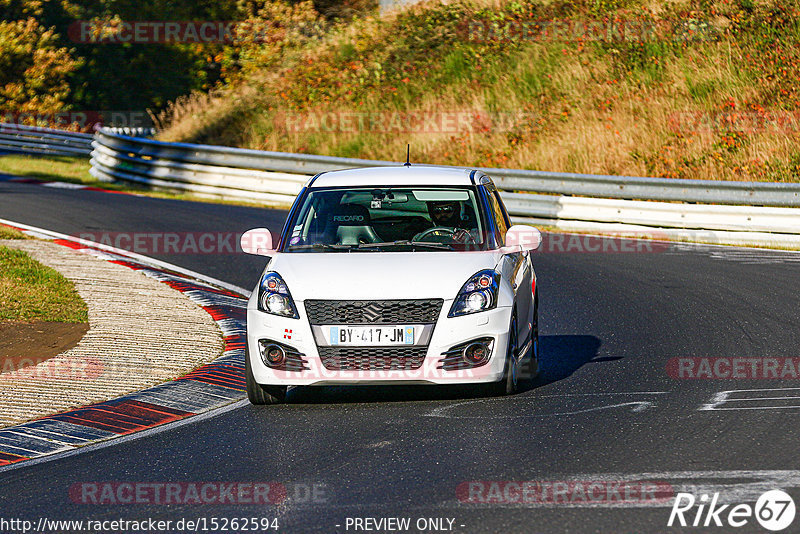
[424,201,475,243]
[428,201,463,227]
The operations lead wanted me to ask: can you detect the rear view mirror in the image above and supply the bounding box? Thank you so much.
[241,228,275,256]
[502,225,542,254]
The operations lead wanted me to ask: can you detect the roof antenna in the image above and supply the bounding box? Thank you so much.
[404,144,411,167]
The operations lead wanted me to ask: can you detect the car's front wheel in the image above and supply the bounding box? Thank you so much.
[485,312,519,397]
[520,294,540,382]
[245,347,287,405]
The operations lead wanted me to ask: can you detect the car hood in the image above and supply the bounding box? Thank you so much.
[266,251,502,301]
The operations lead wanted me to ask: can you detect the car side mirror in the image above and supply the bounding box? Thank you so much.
[501,225,542,254]
[241,228,275,256]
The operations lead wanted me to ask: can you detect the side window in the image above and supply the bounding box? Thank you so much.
[486,190,509,244]
[289,197,312,240]
[493,191,512,232]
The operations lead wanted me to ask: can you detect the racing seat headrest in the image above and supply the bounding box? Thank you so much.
[327,204,380,245]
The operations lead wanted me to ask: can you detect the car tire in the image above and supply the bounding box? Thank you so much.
[245,345,287,405]
[486,312,519,397]
[520,294,540,382]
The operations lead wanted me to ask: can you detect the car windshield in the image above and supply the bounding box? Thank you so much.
[283,186,488,252]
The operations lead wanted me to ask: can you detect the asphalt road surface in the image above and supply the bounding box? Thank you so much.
[2,178,800,533]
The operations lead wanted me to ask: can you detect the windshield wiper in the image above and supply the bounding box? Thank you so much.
[357,240,453,250]
[288,243,355,251]
[290,241,453,251]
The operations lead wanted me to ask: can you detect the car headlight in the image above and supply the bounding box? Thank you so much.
[258,272,299,318]
[448,269,500,317]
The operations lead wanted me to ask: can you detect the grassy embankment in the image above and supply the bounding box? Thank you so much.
[155,0,800,183]
[0,228,87,323]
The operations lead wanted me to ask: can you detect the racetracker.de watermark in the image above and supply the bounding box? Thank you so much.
[668,357,800,379]
[67,20,319,44]
[69,482,327,505]
[457,480,674,505]
[76,232,248,255]
[274,111,538,134]
[534,233,669,254]
[461,18,714,43]
[0,357,103,381]
[0,111,153,130]
[73,231,671,255]
[669,111,800,134]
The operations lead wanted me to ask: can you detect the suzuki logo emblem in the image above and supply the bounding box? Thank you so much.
[362,303,383,322]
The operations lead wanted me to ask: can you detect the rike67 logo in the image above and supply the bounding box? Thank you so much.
[668,490,796,531]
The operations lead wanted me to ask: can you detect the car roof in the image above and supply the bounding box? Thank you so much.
[307,166,478,188]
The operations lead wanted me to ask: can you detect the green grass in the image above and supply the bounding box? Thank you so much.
[0,155,95,185]
[0,246,88,323]
[0,226,27,239]
[154,0,800,183]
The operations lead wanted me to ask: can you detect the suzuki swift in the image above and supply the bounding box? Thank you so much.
[241,165,542,404]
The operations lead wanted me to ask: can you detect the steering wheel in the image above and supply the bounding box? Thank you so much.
[413,226,457,242]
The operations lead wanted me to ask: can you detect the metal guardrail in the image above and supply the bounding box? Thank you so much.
[4,124,800,245]
[488,168,800,208]
[85,128,800,244]
[503,193,800,233]
[89,129,309,205]
[0,124,155,157]
[0,124,94,157]
[88,128,800,207]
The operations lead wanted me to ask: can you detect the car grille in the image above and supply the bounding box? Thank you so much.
[318,346,427,371]
[304,299,443,325]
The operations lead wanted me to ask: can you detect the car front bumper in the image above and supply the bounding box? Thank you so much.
[246,301,513,386]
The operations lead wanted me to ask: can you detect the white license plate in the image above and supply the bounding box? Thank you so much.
[327,326,415,346]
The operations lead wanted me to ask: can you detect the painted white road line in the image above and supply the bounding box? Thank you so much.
[700,388,800,411]
[41,182,89,190]
[0,217,251,297]
[425,392,668,419]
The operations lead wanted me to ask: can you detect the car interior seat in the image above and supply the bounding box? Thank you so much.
[326,203,381,245]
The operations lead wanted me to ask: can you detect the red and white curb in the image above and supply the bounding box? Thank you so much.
[0,219,252,470]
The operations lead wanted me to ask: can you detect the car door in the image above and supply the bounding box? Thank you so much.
[485,184,533,350]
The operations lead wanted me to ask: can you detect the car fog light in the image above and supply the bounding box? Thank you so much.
[463,342,490,364]
[262,343,286,366]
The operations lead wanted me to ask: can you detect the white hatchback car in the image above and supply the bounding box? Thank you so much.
[241,166,542,404]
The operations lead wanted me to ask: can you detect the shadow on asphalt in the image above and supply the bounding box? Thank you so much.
[517,334,604,393]
[283,334,604,405]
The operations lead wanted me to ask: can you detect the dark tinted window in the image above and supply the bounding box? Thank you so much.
[486,189,509,245]
[284,187,488,252]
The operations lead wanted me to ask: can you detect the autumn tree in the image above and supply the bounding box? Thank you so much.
[0,16,79,116]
